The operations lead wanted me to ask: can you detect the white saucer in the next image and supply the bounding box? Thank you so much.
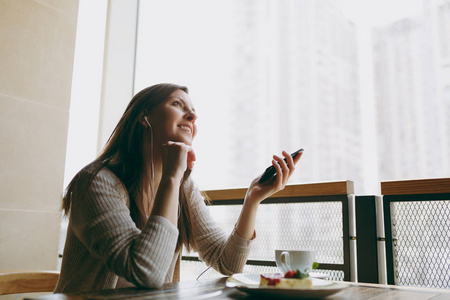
[226,273,348,299]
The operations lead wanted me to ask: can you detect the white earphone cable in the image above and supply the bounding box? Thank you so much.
[144,116,155,201]
[196,226,236,280]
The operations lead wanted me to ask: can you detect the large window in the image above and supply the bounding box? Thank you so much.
[134,0,450,194]
[60,0,449,276]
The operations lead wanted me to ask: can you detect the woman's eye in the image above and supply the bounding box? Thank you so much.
[173,101,182,107]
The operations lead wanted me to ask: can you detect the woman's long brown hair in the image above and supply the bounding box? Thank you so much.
[62,83,195,251]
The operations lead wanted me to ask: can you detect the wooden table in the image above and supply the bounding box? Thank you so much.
[25,277,450,300]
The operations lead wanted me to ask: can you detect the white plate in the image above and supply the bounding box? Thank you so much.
[226,273,348,299]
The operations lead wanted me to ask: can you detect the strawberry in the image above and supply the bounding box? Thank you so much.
[284,270,298,278]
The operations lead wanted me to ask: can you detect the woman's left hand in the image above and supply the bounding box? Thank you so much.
[245,150,303,205]
[235,150,303,240]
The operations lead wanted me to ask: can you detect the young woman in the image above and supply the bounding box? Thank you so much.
[55,83,302,293]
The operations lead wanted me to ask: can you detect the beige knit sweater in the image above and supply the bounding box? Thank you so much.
[54,167,253,293]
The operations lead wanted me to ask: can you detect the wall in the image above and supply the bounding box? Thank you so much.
[0,0,79,270]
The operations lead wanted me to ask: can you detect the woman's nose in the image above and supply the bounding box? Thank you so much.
[185,110,197,123]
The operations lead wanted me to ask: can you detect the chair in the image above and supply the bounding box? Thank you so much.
[0,270,59,295]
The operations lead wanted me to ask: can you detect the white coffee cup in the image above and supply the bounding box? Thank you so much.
[275,249,315,273]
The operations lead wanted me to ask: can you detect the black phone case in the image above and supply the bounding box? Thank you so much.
[258,148,303,183]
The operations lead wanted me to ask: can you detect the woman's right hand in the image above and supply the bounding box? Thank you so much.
[152,141,196,225]
[161,141,196,182]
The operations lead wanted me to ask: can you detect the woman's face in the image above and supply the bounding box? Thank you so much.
[147,89,198,146]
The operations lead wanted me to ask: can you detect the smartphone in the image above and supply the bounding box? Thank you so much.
[258,148,304,183]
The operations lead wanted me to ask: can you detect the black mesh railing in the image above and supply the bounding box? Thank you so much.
[382,178,450,289]
[388,199,450,288]
[181,182,354,282]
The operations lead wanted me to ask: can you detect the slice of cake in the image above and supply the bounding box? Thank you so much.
[260,271,313,288]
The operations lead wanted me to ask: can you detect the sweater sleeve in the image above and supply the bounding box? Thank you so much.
[70,168,179,288]
[184,178,254,275]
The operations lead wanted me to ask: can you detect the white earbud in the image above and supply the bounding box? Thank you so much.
[144,116,152,129]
